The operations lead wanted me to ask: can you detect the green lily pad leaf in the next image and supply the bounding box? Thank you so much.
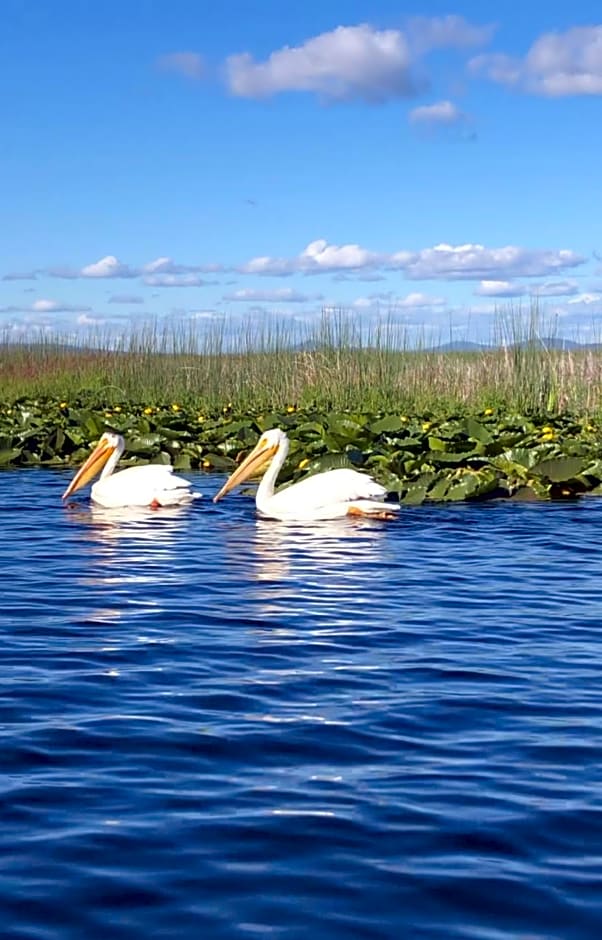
[427,436,448,451]
[305,453,353,473]
[173,454,192,470]
[428,477,451,501]
[0,448,22,465]
[464,417,493,444]
[327,414,365,438]
[446,473,481,500]
[369,416,406,434]
[402,481,430,505]
[531,456,585,482]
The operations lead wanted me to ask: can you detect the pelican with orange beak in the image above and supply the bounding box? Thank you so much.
[213,428,399,521]
[62,432,201,509]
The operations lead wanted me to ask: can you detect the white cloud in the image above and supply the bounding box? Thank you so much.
[108,294,145,304]
[470,26,602,96]
[226,24,421,102]
[475,280,527,297]
[398,291,446,307]
[240,239,585,281]
[568,292,602,305]
[0,299,91,313]
[394,243,585,280]
[81,255,137,278]
[224,287,320,303]
[156,52,205,80]
[77,313,107,326]
[351,291,446,310]
[531,280,579,297]
[407,15,496,53]
[409,99,466,125]
[143,273,210,287]
[241,238,382,276]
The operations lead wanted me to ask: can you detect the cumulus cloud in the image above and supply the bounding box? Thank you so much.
[156,51,205,80]
[81,255,138,278]
[223,287,320,303]
[475,280,527,297]
[241,239,382,276]
[239,239,585,281]
[470,25,602,96]
[226,24,422,102]
[394,243,585,280]
[409,99,466,126]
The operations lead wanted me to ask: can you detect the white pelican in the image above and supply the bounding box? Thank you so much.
[62,432,201,509]
[213,427,399,521]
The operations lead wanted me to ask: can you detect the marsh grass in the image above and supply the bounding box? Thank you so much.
[2,308,602,415]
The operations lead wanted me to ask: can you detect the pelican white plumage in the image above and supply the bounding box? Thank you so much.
[62,432,201,509]
[213,428,399,521]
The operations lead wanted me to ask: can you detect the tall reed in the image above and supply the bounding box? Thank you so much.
[2,307,602,415]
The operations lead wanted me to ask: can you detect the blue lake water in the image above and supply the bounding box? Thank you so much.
[2,467,602,939]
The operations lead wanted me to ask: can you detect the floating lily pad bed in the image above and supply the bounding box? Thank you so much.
[1,398,602,503]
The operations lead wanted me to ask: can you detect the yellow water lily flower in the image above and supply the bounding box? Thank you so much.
[298,458,310,470]
[202,459,211,468]
[541,425,554,434]
[197,415,205,423]
[422,421,432,432]
[104,412,113,418]
[400,415,408,423]
[114,406,122,413]
[172,403,180,412]
[143,407,153,415]
[540,432,555,442]
[59,401,68,409]
[586,424,596,432]
[286,405,296,414]
[483,408,494,416]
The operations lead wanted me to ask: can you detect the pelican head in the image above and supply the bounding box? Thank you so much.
[62,431,124,499]
[213,428,286,502]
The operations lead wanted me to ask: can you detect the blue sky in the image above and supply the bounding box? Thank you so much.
[2,0,602,343]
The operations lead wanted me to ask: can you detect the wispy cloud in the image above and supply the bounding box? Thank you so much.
[0,299,92,313]
[409,99,467,126]
[470,25,602,96]
[143,274,211,287]
[407,15,496,54]
[2,270,38,281]
[156,51,205,80]
[223,287,321,303]
[108,294,145,304]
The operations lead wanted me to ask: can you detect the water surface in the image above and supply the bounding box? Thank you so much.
[2,469,602,938]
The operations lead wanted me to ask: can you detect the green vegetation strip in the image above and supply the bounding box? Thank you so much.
[2,398,602,503]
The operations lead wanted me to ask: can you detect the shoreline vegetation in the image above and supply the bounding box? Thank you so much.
[2,311,602,502]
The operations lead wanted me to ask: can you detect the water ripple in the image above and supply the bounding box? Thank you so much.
[1,469,602,938]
